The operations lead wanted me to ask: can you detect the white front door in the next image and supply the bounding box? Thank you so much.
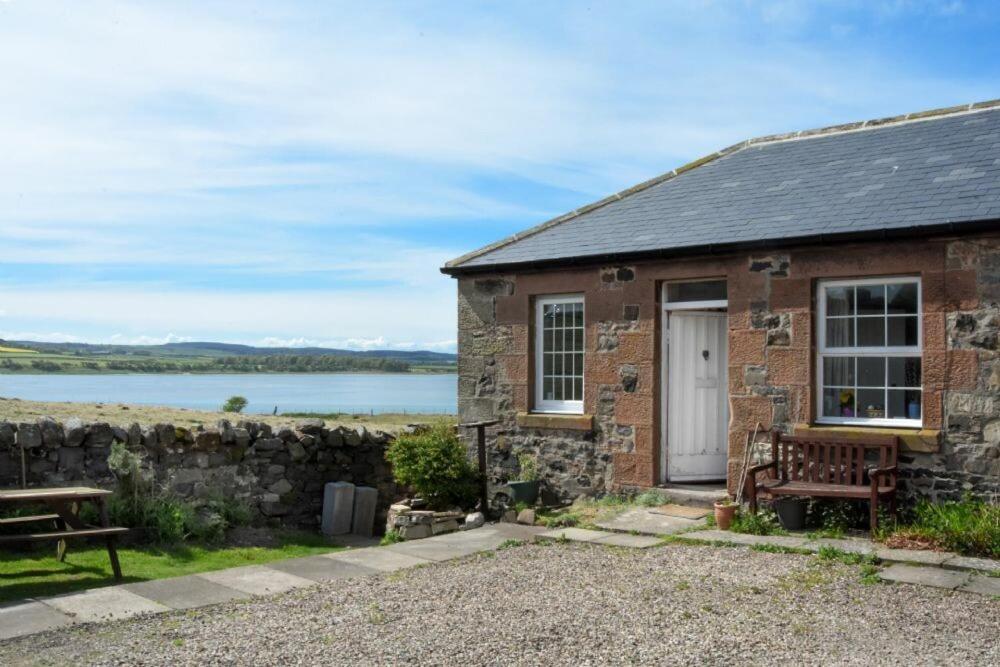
[665,311,728,481]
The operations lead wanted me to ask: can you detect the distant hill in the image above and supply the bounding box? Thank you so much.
[5,340,455,363]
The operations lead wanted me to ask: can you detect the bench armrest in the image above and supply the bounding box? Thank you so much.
[747,461,776,479]
[868,465,898,488]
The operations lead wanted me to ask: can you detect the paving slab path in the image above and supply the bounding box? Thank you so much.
[0,523,545,643]
[673,528,1000,597]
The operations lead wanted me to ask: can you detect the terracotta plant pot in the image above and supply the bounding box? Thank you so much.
[714,502,738,530]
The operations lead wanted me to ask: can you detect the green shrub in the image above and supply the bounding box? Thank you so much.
[730,509,787,536]
[222,395,248,413]
[635,490,666,507]
[897,498,999,558]
[539,511,581,528]
[385,422,478,509]
[89,442,253,544]
[380,529,404,545]
[516,452,538,482]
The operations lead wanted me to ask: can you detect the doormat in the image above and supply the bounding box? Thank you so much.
[650,504,710,520]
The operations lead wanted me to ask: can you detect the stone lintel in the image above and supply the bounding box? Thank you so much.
[516,412,594,431]
[793,423,941,453]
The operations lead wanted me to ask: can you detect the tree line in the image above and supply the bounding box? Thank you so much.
[0,354,411,374]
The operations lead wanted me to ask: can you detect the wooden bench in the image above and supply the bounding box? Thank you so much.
[744,431,899,532]
[0,487,127,579]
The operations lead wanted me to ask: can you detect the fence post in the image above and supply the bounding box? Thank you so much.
[459,419,499,516]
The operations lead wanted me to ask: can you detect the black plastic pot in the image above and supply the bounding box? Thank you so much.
[773,497,808,531]
[507,480,540,505]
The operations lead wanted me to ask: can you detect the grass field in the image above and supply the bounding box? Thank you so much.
[0,345,36,354]
[0,397,452,430]
[0,531,343,603]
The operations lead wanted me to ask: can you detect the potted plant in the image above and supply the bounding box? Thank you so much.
[507,452,540,505]
[714,497,738,530]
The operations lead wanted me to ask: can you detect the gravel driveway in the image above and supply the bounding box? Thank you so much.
[1,542,996,666]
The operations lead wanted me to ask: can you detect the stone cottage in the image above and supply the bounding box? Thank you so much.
[442,100,1000,504]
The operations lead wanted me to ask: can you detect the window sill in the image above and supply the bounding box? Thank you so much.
[795,423,940,453]
[516,412,593,431]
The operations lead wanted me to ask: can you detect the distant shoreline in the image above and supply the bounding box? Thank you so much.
[0,368,456,376]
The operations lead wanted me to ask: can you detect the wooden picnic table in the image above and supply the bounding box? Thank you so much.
[0,486,127,579]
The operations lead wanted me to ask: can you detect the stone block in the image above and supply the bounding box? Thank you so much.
[351,486,378,537]
[400,523,432,540]
[321,481,355,536]
[431,519,460,535]
[877,563,968,589]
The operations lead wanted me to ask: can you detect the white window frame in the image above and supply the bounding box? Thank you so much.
[816,276,922,428]
[534,294,585,414]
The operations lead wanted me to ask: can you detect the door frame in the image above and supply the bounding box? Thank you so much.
[659,283,729,484]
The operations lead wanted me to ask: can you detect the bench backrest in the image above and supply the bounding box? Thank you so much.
[771,432,899,486]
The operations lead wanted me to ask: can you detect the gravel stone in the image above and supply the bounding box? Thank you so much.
[1,544,997,666]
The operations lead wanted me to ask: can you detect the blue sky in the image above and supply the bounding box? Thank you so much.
[0,1,997,352]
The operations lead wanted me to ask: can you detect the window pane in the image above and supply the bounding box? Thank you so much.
[858,317,885,347]
[888,357,921,388]
[543,377,553,401]
[573,378,583,400]
[826,319,854,347]
[573,353,583,376]
[553,354,563,375]
[888,316,918,346]
[856,285,885,315]
[823,388,855,417]
[858,357,885,387]
[573,303,584,327]
[825,287,854,316]
[552,377,563,401]
[887,283,918,315]
[667,280,727,303]
[553,329,563,352]
[543,354,552,375]
[823,357,854,386]
[888,389,921,419]
[573,329,584,351]
[858,389,886,419]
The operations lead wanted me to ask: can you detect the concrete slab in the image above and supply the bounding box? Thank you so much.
[960,575,1000,597]
[594,508,702,536]
[321,481,354,536]
[943,555,1000,575]
[0,601,74,641]
[537,527,613,543]
[197,565,315,596]
[44,586,170,623]
[878,564,969,590]
[749,535,811,550]
[813,538,877,556]
[123,575,248,610]
[325,547,432,573]
[351,486,378,537]
[266,555,376,583]
[384,537,488,562]
[677,529,750,544]
[593,533,662,549]
[875,547,951,566]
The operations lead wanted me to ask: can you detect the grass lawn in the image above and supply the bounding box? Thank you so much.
[0,531,343,604]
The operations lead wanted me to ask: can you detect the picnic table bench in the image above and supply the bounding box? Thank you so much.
[744,431,899,532]
[0,487,127,579]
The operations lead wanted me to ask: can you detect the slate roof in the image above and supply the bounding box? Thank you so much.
[444,100,1000,274]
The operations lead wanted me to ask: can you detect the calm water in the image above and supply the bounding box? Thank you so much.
[0,373,457,415]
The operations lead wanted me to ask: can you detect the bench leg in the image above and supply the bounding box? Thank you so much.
[869,490,879,534]
[745,477,758,514]
[97,497,123,580]
[55,516,68,562]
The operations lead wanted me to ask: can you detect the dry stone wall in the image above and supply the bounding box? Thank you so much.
[0,417,399,528]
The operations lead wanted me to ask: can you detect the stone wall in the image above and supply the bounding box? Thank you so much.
[0,417,400,528]
[454,232,1000,506]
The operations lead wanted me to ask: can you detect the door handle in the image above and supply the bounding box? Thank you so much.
[702,350,710,361]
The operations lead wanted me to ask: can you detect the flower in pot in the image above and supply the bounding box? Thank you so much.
[507,452,540,505]
[714,497,738,530]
